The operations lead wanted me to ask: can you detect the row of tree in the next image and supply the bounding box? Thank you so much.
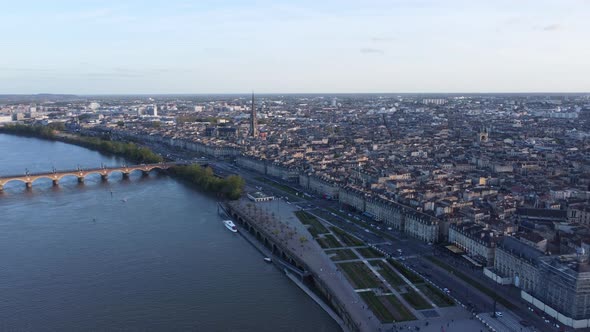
[1,124,244,199]
[0,123,62,138]
[64,137,163,164]
[171,164,245,200]
[0,124,163,164]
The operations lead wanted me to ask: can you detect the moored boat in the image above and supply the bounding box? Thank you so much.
[223,220,238,233]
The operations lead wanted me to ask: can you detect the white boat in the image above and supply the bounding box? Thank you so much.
[264,257,272,263]
[223,220,238,233]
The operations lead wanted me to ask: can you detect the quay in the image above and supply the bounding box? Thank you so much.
[222,198,380,332]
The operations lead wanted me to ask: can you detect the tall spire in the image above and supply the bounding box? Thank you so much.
[250,91,258,137]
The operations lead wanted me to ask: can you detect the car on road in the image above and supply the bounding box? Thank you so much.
[495,311,503,317]
[443,287,450,294]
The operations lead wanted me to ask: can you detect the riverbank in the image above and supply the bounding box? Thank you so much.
[169,164,245,200]
[0,125,245,200]
[0,124,163,164]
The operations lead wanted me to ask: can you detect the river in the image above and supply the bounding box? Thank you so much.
[0,134,339,331]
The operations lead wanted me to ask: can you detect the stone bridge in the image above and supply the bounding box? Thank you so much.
[0,162,181,191]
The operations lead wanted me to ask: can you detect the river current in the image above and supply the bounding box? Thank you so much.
[0,134,339,331]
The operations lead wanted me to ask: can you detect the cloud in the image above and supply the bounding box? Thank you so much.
[541,24,562,31]
[360,48,385,55]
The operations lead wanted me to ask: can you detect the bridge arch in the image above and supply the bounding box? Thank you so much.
[29,175,60,184]
[0,162,179,191]
[0,178,28,187]
[125,169,147,176]
[57,173,86,182]
[81,171,108,179]
[144,166,167,172]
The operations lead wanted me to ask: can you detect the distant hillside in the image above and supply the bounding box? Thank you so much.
[0,94,80,103]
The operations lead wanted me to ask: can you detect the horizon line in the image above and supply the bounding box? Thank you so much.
[1,91,589,97]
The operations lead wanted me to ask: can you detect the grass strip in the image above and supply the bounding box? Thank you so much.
[330,226,365,247]
[417,283,454,307]
[401,289,432,310]
[382,295,417,321]
[359,292,395,323]
[338,262,382,289]
[295,211,329,237]
[317,234,343,249]
[325,208,401,241]
[356,247,384,259]
[254,177,307,198]
[370,260,407,288]
[387,259,424,284]
[426,256,515,310]
[325,249,359,261]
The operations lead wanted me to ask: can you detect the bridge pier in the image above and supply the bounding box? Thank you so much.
[0,163,176,194]
[141,171,149,177]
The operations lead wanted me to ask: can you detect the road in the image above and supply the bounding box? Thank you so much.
[140,140,568,332]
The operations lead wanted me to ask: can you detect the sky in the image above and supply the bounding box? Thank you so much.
[1,0,589,94]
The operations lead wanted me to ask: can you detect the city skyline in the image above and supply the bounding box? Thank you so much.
[2,0,589,94]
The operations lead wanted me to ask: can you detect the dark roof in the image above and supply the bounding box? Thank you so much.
[516,208,567,220]
[519,232,546,244]
[498,236,544,263]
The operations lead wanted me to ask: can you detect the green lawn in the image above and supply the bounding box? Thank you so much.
[316,234,343,249]
[330,226,365,247]
[426,256,513,309]
[382,294,417,321]
[254,176,304,198]
[370,260,407,288]
[295,211,329,237]
[325,208,399,241]
[417,283,454,307]
[338,262,382,289]
[387,259,424,283]
[401,289,432,310]
[359,291,396,323]
[325,248,359,262]
[356,247,384,259]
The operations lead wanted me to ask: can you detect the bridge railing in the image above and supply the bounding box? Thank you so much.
[0,162,181,179]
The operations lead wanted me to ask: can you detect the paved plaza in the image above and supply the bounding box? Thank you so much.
[232,198,489,332]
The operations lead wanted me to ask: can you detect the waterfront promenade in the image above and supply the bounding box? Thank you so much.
[227,198,381,332]
[227,198,488,332]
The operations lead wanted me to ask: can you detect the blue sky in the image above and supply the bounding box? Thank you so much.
[1,0,589,94]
